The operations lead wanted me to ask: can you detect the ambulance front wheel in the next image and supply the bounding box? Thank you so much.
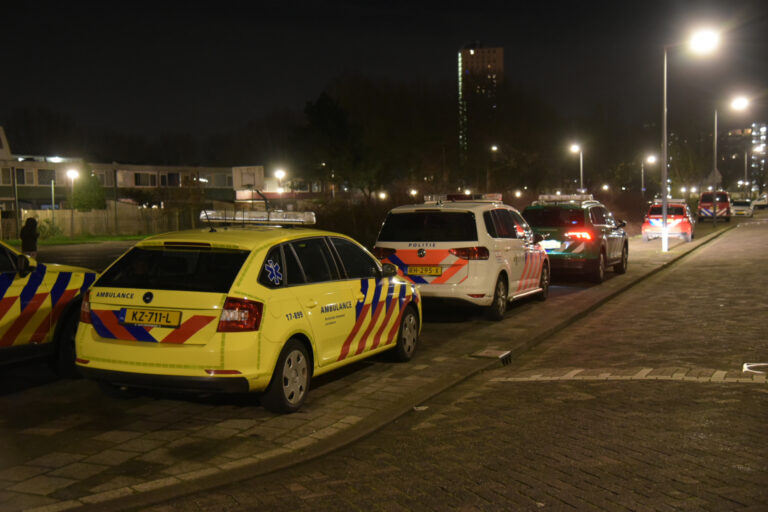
[392,306,419,362]
[262,339,310,414]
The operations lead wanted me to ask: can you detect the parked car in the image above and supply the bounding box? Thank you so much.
[642,199,696,242]
[751,194,767,210]
[697,191,731,221]
[731,199,754,218]
[522,194,628,284]
[373,193,549,321]
[0,241,96,375]
[77,210,421,413]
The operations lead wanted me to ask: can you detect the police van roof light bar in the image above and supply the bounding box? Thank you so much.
[423,193,503,204]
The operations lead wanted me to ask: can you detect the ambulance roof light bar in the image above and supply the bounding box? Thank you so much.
[200,210,316,225]
[423,193,503,204]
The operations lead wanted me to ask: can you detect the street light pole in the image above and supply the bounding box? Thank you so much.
[712,108,718,228]
[660,28,719,253]
[661,46,670,252]
[66,169,79,237]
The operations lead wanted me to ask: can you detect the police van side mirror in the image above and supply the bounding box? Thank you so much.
[381,263,398,278]
[532,233,544,244]
[16,255,31,278]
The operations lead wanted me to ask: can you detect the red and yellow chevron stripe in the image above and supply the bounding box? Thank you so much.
[337,278,416,361]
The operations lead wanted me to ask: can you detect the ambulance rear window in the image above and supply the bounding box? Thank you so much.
[377,212,477,242]
[96,247,250,293]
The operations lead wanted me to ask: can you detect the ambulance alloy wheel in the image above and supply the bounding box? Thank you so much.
[392,306,418,362]
[262,339,310,414]
[486,275,508,321]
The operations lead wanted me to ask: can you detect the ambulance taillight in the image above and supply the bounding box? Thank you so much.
[217,298,263,332]
[80,291,92,324]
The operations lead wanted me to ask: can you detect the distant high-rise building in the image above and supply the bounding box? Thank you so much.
[458,43,504,172]
[752,122,767,191]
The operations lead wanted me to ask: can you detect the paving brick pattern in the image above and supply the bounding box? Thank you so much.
[137,221,768,511]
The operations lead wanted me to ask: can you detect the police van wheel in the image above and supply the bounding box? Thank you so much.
[486,276,508,321]
[262,339,310,414]
[392,306,419,362]
[613,245,628,274]
[590,252,605,284]
[53,311,81,378]
[536,264,550,301]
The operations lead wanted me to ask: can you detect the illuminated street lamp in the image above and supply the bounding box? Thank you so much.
[274,168,286,190]
[569,144,583,191]
[641,154,657,199]
[660,27,719,252]
[66,169,79,236]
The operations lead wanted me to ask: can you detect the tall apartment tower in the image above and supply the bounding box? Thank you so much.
[458,43,504,168]
[752,122,767,191]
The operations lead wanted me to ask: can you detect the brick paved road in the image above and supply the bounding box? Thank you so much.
[141,221,768,511]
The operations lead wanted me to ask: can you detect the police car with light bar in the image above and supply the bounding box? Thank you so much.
[522,194,628,283]
[76,207,421,413]
[372,193,549,321]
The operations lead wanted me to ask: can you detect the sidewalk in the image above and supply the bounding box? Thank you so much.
[0,224,752,512]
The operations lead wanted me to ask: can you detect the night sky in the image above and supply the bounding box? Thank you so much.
[2,0,767,140]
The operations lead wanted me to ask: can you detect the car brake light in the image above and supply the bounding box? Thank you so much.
[217,297,263,332]
[80,291,92,324]
[565,231,593,241]
[372,247,396,259]
[450,247,490,260]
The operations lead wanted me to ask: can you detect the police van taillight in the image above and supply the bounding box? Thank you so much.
[450,247,490,260]
[80,291,92,324]
[372,247,396,259]
[565,231,593,241]
[217,297,263,332]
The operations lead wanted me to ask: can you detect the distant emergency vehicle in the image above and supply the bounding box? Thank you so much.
[642,199,695,242]
[697,191,731,221]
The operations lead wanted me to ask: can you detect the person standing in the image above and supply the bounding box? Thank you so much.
[20,217,39,259]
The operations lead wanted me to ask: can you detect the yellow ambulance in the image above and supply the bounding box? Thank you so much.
[76,211,421,413]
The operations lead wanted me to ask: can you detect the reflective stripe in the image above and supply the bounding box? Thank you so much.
[90,309,216,344]
[160,315,216,344]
